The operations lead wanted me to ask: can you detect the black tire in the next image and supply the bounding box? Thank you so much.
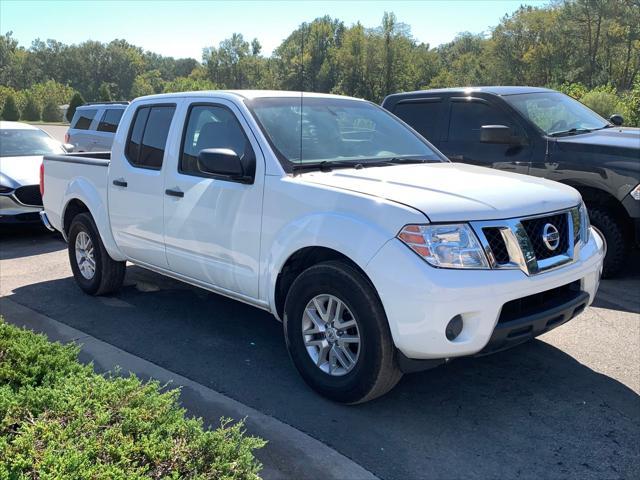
[283,260,402,404]
[588,207,628,278]
[67,212,126,295]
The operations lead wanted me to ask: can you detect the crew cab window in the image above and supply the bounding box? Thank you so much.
[97,109,124,133]
[448,100,520,141]
[393,100,443,142]
[125,105,175,169]
[180,104,254,176]
[71,109,97,130]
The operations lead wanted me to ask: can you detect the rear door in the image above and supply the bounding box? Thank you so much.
[108,102,178,267]
[94,108,124,151]
[438,96,531,174]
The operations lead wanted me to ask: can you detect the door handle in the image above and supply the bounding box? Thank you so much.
[112,178,127,187]
[165,188,184,198]
[449,154,464,161]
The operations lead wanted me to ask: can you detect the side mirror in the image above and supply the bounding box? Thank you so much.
[480,125,518,144]
[609,114,624,126]
[197,148,250,182]
[63,143,75,152]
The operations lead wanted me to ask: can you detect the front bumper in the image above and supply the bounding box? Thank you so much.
[0,194,42,224]
[365,227,604,360]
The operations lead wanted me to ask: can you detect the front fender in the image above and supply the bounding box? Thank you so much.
[262,212,393,317]
[62,178,125,261]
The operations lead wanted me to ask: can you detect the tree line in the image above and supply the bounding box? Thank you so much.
[1,0,638,125]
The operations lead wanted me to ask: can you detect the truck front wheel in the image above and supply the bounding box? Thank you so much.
[283,261,402,404]
[68,213,126,295]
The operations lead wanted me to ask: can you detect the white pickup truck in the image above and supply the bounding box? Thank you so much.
[41,90,604,403]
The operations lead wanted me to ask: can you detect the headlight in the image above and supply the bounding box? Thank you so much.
[579,202,590,244]
[398,224,490,269]
[630,184,640,201]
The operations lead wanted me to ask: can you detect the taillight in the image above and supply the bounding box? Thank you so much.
[39,162,45,197]
[64,132,70,144]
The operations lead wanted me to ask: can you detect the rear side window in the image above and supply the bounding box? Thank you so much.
[97,109,124,133]
[448,100,520,142]
[393,100,443,142]
[125,105,175,169]
[71,109,98,130]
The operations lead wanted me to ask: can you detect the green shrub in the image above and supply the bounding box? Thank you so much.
[1,94,20,121]
[41,99,63,122]
[66,91,85,123]
[22,95,41,121]
[0,319,265,479]
[580,90,622,119]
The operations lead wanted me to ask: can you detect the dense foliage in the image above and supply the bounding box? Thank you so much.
[0,320,265,479]
[0,0,638,124]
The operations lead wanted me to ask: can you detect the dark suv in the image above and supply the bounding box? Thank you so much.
[382,86,639,277]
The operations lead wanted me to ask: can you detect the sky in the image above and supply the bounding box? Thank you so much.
[1,0,548,60]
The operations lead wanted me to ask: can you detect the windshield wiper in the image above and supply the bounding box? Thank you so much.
[291,157,436,174]
[549,128,594,137]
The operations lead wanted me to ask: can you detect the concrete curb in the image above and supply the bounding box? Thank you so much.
[0,297,378,480]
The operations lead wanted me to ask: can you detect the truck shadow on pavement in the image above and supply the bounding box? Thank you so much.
[0,227,64,260]
[6,264,640,480]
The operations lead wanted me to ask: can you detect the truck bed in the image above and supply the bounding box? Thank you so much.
[42,152,111,235]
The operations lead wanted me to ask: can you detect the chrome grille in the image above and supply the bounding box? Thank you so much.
[472,206,582,276]
[521,213,569,260]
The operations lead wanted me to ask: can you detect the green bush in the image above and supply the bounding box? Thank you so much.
[1,94,20,121]
[99,82,112,101]
[41,99,63,122]
[22,95,41,121]
[580,90,623,120]
[66,91,85,123]
[0,319,265,479]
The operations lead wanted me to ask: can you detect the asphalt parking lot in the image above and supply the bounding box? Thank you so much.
[1,227,638,479]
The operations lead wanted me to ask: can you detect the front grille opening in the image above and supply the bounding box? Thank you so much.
[521,213,569,260]
[483,227,510,264]
[14,185,42,206]
[498,280,581,324]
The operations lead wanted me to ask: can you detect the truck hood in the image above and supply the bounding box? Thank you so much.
[299,162,581,222]
[0,155,42,187]
[555,127,640,157]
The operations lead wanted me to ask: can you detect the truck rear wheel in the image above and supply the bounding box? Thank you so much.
[68,213,126,295]
[589,207,627,278]
[283,261,402,404]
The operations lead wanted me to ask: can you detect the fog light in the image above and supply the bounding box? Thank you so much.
[445,315,463,341]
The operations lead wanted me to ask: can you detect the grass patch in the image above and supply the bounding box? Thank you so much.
[0,319,265,479]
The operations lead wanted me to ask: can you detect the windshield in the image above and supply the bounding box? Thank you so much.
[247,97,444,170]
[504,92,609,136]
[0,129,65,157]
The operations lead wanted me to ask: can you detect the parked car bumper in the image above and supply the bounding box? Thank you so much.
[365,227,605,360]
[0,193,42,224]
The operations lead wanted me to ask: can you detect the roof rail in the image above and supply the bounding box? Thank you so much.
[83,101,130,106]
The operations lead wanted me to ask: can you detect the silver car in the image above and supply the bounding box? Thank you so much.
[0,121,67,224]
[66,102,127,152]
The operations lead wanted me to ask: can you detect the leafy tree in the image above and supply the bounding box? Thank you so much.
[22,95,40,121]
[98,82,112,101]
[1,93,20,120]
[66,91,85,122]
[42,99,62,122]
[581,90,623,118]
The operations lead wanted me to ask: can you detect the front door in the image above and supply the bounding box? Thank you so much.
[163,100,264,299]
[439,97,531,174]
[108,102,177,267]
